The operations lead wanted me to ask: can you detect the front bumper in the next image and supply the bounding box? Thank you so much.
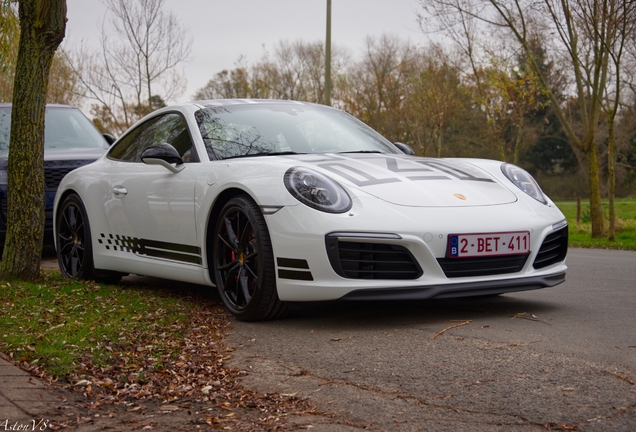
[265,197,568,302]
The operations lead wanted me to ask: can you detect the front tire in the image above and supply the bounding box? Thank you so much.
[213,196,287,321]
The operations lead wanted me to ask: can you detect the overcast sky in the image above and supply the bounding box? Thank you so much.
[64,0,425,103]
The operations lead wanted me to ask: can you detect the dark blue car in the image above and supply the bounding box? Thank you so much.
[0,104,112,251]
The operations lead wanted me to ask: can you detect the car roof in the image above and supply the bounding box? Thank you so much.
[191,99,318,108]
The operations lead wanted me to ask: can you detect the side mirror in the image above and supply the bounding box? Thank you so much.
[141,143,185,173]
[103,133,116,145]
[394,142,414,155]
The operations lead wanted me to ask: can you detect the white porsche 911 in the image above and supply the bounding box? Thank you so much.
[54,99,568,321]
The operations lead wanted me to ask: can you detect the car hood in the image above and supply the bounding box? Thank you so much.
[0,148,106,170]
[291,153,517,207]
[43,147,107,162]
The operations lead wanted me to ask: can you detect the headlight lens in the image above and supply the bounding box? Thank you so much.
[501,163,547,204]
[284,167,352,213]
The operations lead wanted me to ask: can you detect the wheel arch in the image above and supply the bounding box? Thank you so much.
[204,187,259,283]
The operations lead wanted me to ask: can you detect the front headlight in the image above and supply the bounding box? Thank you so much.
[284,167,352,213]
[501,163,547,204]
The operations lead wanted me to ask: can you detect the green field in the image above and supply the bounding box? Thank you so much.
[555,198,636,250]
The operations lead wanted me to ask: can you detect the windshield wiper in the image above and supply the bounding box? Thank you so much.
[337,150,384,154]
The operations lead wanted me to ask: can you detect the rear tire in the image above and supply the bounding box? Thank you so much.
[56,194,122,284]
[212,195,287,321]
[56,194,97,280]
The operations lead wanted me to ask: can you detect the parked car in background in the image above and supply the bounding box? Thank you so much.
[0,104,112,251]
[53,99,568,321]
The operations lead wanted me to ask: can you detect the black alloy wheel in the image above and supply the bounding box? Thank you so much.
[213,195,286,321]
[56,194,96,279]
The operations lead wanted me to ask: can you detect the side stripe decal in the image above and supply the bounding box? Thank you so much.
[98,233,202,265]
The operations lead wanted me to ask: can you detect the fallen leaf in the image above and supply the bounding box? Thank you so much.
[510,312,551,325]
[159,405,180,412]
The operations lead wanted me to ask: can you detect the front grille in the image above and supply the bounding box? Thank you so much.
[44,159,96,191]
[45,167,76,190]
[533,226,568,269]
[437,254,528,278]
[0,197,6,224]
[326,237,422,280]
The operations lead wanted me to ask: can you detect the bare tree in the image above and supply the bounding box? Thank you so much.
[194,40,350,105]
[2,5,81,107]
[591,0,636,241]
[46,52,82,106]
[473,56,548,163]
[69,0,191,134]
[418,0,631,238]
[405,50,468,156]
[0,0,66,280]
[341,35,418,141]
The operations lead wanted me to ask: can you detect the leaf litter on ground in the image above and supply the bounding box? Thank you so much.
[0,270,317,430]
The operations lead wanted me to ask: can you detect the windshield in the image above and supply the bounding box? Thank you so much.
[0,106,106,157]
[195,103,400,160]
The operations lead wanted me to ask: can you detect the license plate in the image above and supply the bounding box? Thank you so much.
[448,231,530,258]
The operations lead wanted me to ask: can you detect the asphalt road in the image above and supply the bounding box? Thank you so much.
[226,249,636,431]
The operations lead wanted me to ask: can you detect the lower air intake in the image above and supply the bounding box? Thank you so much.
[437,254,528,278]
[325,237,422,280]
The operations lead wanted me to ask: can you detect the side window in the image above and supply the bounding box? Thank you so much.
[109,113,198,162]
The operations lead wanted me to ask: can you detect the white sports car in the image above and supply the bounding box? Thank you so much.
[54,99,568,321]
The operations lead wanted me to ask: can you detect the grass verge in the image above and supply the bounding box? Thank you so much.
[1,272,192,378]
[0,271,314,429]
[555,198,636,250]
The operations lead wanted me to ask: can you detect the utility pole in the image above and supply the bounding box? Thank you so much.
[325,0,332,106]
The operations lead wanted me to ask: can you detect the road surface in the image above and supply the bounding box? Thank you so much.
[227,249,636,431]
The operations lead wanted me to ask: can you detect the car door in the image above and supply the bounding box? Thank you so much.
[101,112,203,266]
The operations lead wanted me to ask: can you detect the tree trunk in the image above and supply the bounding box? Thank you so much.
[583,137,604,238]
[607,114,616,241]
[0,0,66,280]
